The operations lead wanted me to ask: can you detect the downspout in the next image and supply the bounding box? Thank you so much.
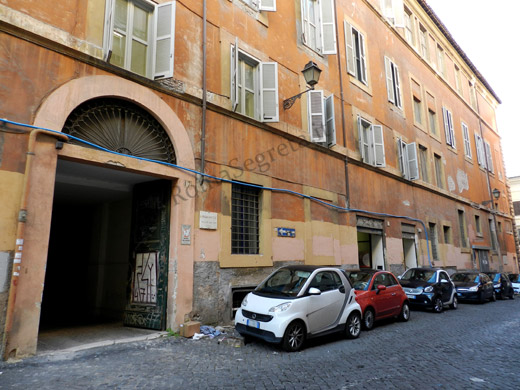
[475,91,503,269]
[333,0,350,207]
[3,127,69,359]
[200,0,207,184]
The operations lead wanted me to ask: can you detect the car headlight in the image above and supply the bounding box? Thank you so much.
[469,286,479,292]
[494,284,501,289]
[268,302,292,313]
[241,295,248,307]
[424,286,433,293]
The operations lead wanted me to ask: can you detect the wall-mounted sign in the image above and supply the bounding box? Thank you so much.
[277,227,295,237]
[200,211,218,230]
[181,224,191,245]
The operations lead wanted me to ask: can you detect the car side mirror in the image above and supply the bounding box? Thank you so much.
[339,285,346,294]
[441,279,449,283]
[397,275,402,280]
[376,285,386,294]
[308,287,321,296]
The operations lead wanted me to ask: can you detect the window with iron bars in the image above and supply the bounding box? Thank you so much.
[232,184,261,254]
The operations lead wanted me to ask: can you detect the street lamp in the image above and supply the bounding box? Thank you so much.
[482,188,500,206]
[283,61,322,110]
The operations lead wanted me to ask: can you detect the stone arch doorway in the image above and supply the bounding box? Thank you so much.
[6,76,195,358]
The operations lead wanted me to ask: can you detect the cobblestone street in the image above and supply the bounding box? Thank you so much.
[1,298,520,390]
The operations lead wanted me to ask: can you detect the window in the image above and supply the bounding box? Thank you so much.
[231,183,261,254]
[301,0,337,55]
[231,42,279,122]
[419,145,429,183]
[345,21,367,84]
[454,65,462,94]
[357,116,385,167]
[436,44,445,77]
[380,0,405,26]
[434,153,443,189]
[474,134,486,168]
[308,90,336,147]
[240,0,276,11]
[484,141,494,173]
[469,81,477,109]
[411,79,423,127]
[429,222,439,261]
[419,24,429,60]
[462,122,472,159]
[426,92,438,137]
[513,201,520,215]
[443,225,451,244]
[397,138,418,180]
[442,107,456,148]
[104,0,175,79]
[403,7,416,46]
[458,210,468,248]
[384,57,402,108]
[475,214,482,235]
[413,97,423,125]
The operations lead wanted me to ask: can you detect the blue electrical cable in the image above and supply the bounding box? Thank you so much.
[1,117,432,267]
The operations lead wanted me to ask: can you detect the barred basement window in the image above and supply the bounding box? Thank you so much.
[232,184,261,254]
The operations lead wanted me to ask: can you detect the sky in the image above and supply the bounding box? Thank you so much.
[426,0,520,177]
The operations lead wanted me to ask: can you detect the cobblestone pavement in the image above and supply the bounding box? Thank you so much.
[1,298,520,389]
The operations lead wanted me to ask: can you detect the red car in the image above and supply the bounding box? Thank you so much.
[347,269,410,330]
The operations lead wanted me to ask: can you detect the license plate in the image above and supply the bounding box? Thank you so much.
[406,294,415,299]
[247,319,260,329]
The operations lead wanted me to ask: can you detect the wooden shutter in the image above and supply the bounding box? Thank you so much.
[308,90,326,142]
[407,142,419,180]
[442,107,454,146]
[397,138,407,178]
[384,57,395,104]
[358,32,367,84]
[259,0,276,11]
[320,0,337,55]
[394,63,402,108]
[154,2,175,79]
[301,0,309,45]
[447,110,455,147]
[392,0,405,27]
[485,141,494,172]
[344,21,355,76]
[325,94,336,147]
[260,62,279,122]
[475,134,484,167]
[372,124,385,167]
[358,116,366,162]
[103,0,115,61]
[231,38,239,112]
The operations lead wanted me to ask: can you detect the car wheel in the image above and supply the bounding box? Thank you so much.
[499,291,506,300]
[282,321,306,352]
[362,309,375,330]
[433,297,443,313]
[398,302,410,322]
[490,292,497,302]
[345,312,361,339]
[450,296,458,310]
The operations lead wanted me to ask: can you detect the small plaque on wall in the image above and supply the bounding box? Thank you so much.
[200,211,218,230]
[181,225,191,245]
[277,227,295,237]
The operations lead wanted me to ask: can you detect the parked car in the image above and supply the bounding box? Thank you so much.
[347,269,410,330]
[235,265,362,352]
[451,271,495,303]
[509,274,520,295]
[485,272,515,300]
[399,268,458,313]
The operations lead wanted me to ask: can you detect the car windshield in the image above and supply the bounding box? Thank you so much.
[255,268,312,297]
[348,271,373,291]
[509,274,520,283]
[451,273,479,283]
[401,269,436,283]
[486,273,500,282]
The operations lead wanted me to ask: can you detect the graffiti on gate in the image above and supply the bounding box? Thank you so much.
[132,252,158,304]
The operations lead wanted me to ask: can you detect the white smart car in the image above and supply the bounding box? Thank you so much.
[235,265,362,352]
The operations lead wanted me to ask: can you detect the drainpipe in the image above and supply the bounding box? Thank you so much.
[199,0,207,184]
[333,0,350,207]
[3,128,69,359]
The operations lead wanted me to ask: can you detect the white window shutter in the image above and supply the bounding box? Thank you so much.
[392,0,405,27]
[260,62,279,122]
[475,134,484,167]
[320,0,337,55]
[358,32,367,84]
[442,107,451,145]
[485,141,494,172]
[406,142,419,180]
[384,57,395,104]
[357,116,366,162]
[154,2,176,79]
[447,110,455,148]
[259,0,276,11]
[231,38,239,112]
[344,21,355,76]
[308,90,326,143]
[397,138,407,178]
[301,0,309,45]
[325,94,336,147]
[372,124,386,167]
[394,63,402,108]
[103,0,115,61]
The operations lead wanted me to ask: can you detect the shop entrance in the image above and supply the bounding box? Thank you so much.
[39,159,171,345]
